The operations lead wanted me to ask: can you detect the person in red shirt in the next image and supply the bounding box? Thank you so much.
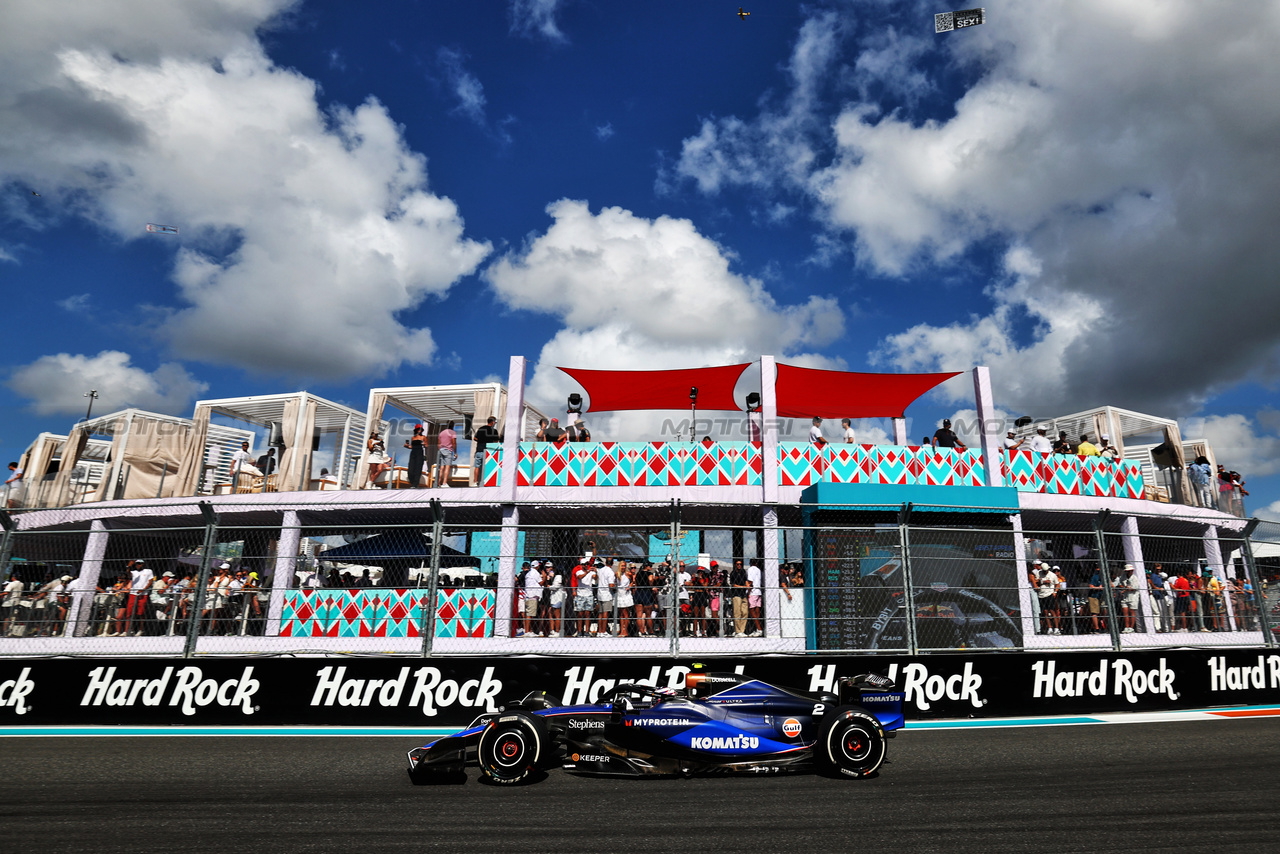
[1171,571,1191,632]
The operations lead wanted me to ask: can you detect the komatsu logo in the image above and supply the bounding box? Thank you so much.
[690,735,760,750]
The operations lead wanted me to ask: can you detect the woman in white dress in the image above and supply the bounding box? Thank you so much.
[615,562,635,637]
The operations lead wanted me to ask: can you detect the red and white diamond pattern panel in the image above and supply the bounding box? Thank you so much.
[278,588,494,638]
[516,441,763,487]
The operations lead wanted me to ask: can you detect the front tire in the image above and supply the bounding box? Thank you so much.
[817,706,885,778]
[477,714,548,785]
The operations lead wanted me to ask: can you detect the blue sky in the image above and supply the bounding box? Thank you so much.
[3,1,1280,513]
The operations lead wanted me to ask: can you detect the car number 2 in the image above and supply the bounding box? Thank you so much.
[812,704,825,717]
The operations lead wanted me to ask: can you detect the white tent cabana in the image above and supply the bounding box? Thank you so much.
[357,383,548,488]
[177,392,365,495]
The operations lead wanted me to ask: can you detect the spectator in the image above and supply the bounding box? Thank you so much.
[4,462,25,508]
[1206,572,1225,631]
[633,563,654,637]
[544,418,568,449]
[546,563,565,638]
[747,405,762,443]
[356,569,372,589]
[31,572,60,637]
[1034,563,1059,634]
[676,562,693,636]
[403,424,426,489]
[1087,567,1105,633]
[730,559,749,637]
[124,559,153,637]
[52,574,75,636]
[1149,565,1172,632]
[615,562,634,637]
[1171,569,1191,631]
[809,417,825,446]
[437,422,458,487]
[1003,429,1023,451]
[572,419,591,443]
[746,561,764,637]
[472,416,501,485]
[596,559,616,636]
[255,446,277,475]
[575,561,596,636]
[1029,426,1053,454]
[1077,434,1099,456]
[231,441,262,478]
[1116,564,1140,633]
[932,419,966,451]
[365,432,390,488]
[1052,431,1075,455]
[690,566,710,637]
[1190,570,1208,632]
[535,418,549,442]
[522,561,543,637]
[921,436,931,447]
[3,572,25,636]
[1098,434,1120,460]
[841,419,856,444]
[1187,456,1214,508]
[1230,471,1248,516]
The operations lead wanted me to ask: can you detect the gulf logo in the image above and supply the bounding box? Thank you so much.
[782,718,802,738]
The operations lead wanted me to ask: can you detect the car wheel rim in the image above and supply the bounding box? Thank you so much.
[494,732,527,768]
[840,726,872,763]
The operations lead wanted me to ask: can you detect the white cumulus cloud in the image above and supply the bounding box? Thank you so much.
[0,0,490,381]
[485,199,845,439]
[8,350,208,417]
[673,0,1280,419]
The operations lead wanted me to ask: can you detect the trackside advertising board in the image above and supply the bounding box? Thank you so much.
[1,650,1278,725]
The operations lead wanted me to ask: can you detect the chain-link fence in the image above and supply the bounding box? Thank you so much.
[0,500,1273,656]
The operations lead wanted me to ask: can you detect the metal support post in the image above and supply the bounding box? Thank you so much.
[669,499,681,657]
[763,506,781,639]
[898,503,918,654]
[423,498,445,657]
[1092,510,1121,650]
[1241,520,1276,646]
[184,501,219,658]
[266,510,300,637]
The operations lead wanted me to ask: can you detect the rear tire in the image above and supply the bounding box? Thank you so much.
[477,714,548,785]
[817,706,885,778]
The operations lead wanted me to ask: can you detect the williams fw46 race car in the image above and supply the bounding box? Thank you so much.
[406,669,904,785]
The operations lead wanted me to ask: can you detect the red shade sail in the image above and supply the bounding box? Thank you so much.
[557,363,752,413]
[775,363,963,419]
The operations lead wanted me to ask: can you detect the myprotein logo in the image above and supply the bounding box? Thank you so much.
[1031,658,1179,703]
[1208,655,1280,692]
[81,666,259,716]
[0,668,35,715]
[690,734,760,750]
[310,665,501,717]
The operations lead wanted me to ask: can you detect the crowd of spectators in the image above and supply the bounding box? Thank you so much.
[0,557,267,638]
[1027,557,1262,637]
[512,553,795,639]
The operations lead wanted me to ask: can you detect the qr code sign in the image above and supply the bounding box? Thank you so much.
[934,12,954,33]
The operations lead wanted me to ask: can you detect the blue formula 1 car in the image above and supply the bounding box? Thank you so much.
[406,669,904,785]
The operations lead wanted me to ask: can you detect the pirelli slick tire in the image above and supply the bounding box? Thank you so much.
[817,706,886,779]
[477,713,549,785]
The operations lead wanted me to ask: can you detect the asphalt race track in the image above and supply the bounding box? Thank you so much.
[1,719,1277,853]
